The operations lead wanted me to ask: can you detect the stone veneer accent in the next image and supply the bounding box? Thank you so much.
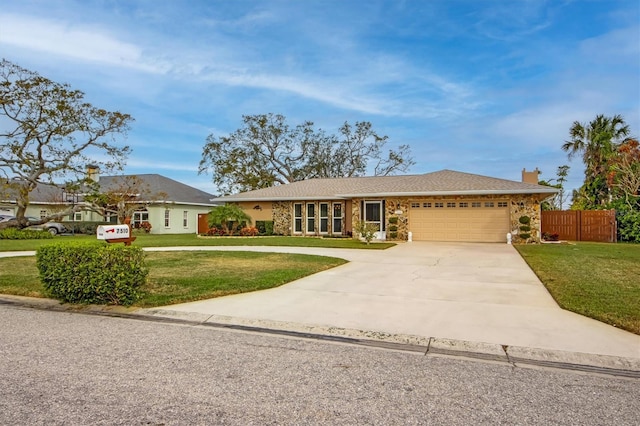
[272,201,291,235]
[509,194,544,243]
[384,199,410,241]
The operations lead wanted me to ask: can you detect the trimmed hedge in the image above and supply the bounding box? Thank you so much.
[36,243,148,305]
[0,228,54,240]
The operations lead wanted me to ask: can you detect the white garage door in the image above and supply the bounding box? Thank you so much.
[409,200,510,242]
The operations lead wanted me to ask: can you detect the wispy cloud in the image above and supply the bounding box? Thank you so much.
[0,9,480,120]
[0,13,167,73]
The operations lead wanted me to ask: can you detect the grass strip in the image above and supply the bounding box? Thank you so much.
[0,251,347,308]
[516,242,640,335]
[0,234,394,251]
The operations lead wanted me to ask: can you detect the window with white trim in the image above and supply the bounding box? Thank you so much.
[319,203,329,234]
[423,202,432,208]
[183,211,188,227]
[446,202,456,208]
[498,201,508,208]
[364,201,382,231]
[459,202,468,208]
[435,202,444,208]
[164,209,170,227]
[472,202,481,208]
[306,203,315,234]
[411,202,420,208]
[485,202,495,208]
[293,203,303,233]
[332,203,342,234]
[133,210,149,228]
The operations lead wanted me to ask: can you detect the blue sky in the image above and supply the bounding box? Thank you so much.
[1,0,638,197]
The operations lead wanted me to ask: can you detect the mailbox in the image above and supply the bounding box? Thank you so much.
[97,224,131,240]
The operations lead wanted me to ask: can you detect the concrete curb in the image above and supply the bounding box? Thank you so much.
[139,308,640,378]
[1,295,637,378]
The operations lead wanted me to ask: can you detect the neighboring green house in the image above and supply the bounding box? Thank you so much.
[213,169,558,243]
[1,173,216,235]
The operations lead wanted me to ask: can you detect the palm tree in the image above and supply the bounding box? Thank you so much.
[208,204,252,235]
[562,114,630,207]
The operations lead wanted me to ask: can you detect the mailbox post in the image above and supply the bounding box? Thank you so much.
[97,219,136,246]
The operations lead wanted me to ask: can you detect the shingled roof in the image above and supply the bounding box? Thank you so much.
[99,174,215,206]
[2,174,216,206]
[214,170,558,202]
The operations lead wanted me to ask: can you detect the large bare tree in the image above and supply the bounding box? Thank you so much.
[199,113,414,194]
[0,59,133,228]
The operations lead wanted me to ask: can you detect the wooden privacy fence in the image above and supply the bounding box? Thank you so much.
[541,210,617,242]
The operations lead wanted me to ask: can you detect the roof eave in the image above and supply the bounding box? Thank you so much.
[213,188,558,202]
[338,189,560,197]
[212,196,344,202]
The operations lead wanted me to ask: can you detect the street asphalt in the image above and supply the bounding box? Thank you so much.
[1,304,639,425]
[1,242,639,373]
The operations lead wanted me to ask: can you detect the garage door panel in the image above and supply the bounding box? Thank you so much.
[409,200,509,242]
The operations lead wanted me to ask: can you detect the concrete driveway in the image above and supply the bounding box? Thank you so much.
[143,242,640,360]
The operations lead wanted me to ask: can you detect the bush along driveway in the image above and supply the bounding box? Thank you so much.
[0,247,348,307]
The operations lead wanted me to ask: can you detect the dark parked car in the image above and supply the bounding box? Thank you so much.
[0,216,68,235]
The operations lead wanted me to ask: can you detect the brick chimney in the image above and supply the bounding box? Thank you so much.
[522,168,540,184]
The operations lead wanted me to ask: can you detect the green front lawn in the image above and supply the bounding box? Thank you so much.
[0,233,394,251]
[0,251,347,307]
[516,242,640,335]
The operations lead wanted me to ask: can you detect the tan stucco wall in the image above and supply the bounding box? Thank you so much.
[237,201,273,222]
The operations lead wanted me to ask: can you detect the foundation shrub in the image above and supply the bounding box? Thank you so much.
[206,227,226,236]
[518,215,532,242]
[36,243,147,305]
[255,220,274,236]
[542,232,560,241]
[240,226,259,236]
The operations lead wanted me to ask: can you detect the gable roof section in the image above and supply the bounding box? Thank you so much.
[2,174,216,206]
[214,170,558,202]
[98,174,215,206]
